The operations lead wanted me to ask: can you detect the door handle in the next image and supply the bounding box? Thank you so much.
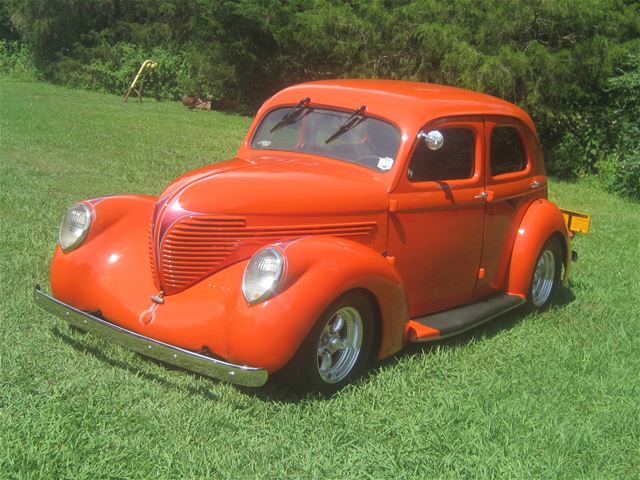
[474,190,494,202]
[530,180,543,189]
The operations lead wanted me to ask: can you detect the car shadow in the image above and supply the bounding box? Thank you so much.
[51,326,221,401]
[376,283,577,372]
[252,284,578,402]
[51,284,576,404]
[554,283,576,308]
[51,325,313,404]
[250,284,578,402]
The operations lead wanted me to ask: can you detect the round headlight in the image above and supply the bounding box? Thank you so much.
[242,247,285,304]
[59,203,92,252]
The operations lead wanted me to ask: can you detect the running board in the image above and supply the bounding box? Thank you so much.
[406,293,525,342]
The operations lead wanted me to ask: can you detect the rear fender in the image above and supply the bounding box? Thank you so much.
[507,199,570,298]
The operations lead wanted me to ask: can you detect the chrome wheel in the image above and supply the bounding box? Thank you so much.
[531,250,556,307]
[316,306,363,384]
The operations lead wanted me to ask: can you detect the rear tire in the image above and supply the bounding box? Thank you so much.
[277,291,374,395]
[528,236,563,311]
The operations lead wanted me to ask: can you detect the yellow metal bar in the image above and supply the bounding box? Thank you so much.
[128,60,156,90]
[123,60,157,103]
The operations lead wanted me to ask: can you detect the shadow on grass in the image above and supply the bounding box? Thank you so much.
[51,326,221,401]
[377,283,576,372]
[52,324,310,404]
[51,284,576,404]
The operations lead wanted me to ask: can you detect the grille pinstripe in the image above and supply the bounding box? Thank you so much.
[148,213,159,287]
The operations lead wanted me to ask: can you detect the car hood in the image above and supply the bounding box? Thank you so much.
[160,154,389,216]
[151,154,390,294]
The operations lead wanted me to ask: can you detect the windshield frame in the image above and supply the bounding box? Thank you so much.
[249,103,403,173]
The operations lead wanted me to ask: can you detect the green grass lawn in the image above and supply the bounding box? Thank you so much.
[1,80,639,479]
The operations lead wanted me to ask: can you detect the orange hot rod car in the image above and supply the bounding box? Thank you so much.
[35,80,580,393]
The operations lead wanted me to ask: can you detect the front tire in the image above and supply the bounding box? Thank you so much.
[278,291,375,394]
[528,236,563,310]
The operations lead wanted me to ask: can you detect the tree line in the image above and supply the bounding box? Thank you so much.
[1,0,639,197]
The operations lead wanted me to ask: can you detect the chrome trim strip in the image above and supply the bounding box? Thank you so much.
[34,286,268,387]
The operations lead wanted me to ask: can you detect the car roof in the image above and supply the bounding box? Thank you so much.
[262,79,537,137]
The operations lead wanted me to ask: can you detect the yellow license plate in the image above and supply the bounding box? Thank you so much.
[561,209,591,234]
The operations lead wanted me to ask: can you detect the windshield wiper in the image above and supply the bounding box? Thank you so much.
[325,105,367,144]
[270,97,311,132]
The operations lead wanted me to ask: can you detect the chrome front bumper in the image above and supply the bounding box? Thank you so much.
[34,286,268,387]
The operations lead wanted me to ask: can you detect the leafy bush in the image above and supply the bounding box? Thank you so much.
[544,49,640,198]
[599,150,640,199]
[51,42,186,100]
[548,114,608,179]
[175,44,235,101]
[0,40,40,80]
[1,0,639,198]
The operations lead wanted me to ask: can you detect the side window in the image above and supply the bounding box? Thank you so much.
[490,126,526,176]
[408,128,475,182]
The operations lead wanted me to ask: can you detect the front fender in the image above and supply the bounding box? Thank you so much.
[85,195,156,240]
[50,208,408,373]
[506,199,570,298]
[224,237,408,370]
[51,194,157,312]
[283,237,408,359]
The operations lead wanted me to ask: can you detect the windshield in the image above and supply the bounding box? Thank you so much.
[251,106,401,172]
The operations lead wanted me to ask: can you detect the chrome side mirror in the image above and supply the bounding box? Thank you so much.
[418,130,444,150]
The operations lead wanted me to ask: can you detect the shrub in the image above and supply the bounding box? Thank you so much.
[547,113,608,179]
[2,0,639,198]
[175,44,235,101]
[599,150,640,199]
[599,53,640,199]
[0,40,40,80]
[549,50,640,199]
[52,42,185,100]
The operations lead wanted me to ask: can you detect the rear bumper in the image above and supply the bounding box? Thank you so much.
[34,286,268,387]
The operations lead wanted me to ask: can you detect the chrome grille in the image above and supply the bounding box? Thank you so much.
[157,214,376,294]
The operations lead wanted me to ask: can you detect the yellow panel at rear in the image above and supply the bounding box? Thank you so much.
[560,209,591,234]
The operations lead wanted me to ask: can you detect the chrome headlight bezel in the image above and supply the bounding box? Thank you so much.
[242,246,286,304]
[59,203,93,253]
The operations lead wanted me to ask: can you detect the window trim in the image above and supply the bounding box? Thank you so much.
[402,117,484,189]
[248,104,402,173]
[487,120,532,183]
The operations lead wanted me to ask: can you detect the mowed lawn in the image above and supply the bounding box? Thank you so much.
[1,80,639,479]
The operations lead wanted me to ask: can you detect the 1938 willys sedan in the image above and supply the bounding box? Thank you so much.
[35,80,577,393]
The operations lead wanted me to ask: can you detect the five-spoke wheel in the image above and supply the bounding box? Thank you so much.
[278,291,374,394]
[317,306,363,384]
[528,236,563,310]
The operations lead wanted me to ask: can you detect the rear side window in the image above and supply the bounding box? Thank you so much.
[490,126,526,176]
[408,128,475,182]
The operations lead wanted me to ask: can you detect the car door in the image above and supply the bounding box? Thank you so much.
[472,116,547,299]
[387,117,487,318]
